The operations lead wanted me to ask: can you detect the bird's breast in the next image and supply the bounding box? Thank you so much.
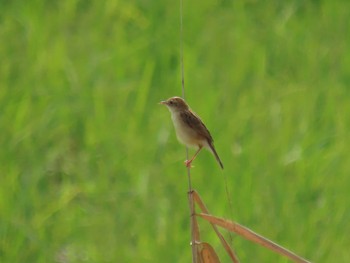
[170,112,205,148]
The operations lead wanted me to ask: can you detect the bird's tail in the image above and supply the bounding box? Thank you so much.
[208,141,224,169]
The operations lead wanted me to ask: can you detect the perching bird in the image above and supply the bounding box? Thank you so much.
[160,96,223,169]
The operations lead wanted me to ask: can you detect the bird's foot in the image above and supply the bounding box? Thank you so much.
[184,160,193,168]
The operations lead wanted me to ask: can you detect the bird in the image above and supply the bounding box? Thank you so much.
[160,96,224,169]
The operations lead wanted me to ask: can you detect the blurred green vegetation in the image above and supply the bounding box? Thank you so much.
[1,0,349,262]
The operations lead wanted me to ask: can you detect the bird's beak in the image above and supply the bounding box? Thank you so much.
[159,101,167,105]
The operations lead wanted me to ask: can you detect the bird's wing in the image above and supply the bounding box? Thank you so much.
[180,110,214,142]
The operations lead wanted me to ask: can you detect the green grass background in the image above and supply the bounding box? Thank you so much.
[1,0,350,262]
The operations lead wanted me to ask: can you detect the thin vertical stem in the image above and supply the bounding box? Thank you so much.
[179,0,196,262]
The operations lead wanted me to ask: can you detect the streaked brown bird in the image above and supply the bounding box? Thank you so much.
[160,96,224,169]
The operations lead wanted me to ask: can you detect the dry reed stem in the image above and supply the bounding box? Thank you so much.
[197,212,311,263]
[191,190,240,263]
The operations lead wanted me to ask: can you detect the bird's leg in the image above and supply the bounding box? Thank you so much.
[185,146,203,168]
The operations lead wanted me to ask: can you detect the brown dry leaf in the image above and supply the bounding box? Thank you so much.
[197,242,220,263]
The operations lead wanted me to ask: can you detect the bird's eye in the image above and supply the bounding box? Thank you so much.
[169,101,173,105]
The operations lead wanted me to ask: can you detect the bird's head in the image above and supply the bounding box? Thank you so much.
[160,97,189,112]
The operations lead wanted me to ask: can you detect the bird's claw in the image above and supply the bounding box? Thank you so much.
[184,160,193,168]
